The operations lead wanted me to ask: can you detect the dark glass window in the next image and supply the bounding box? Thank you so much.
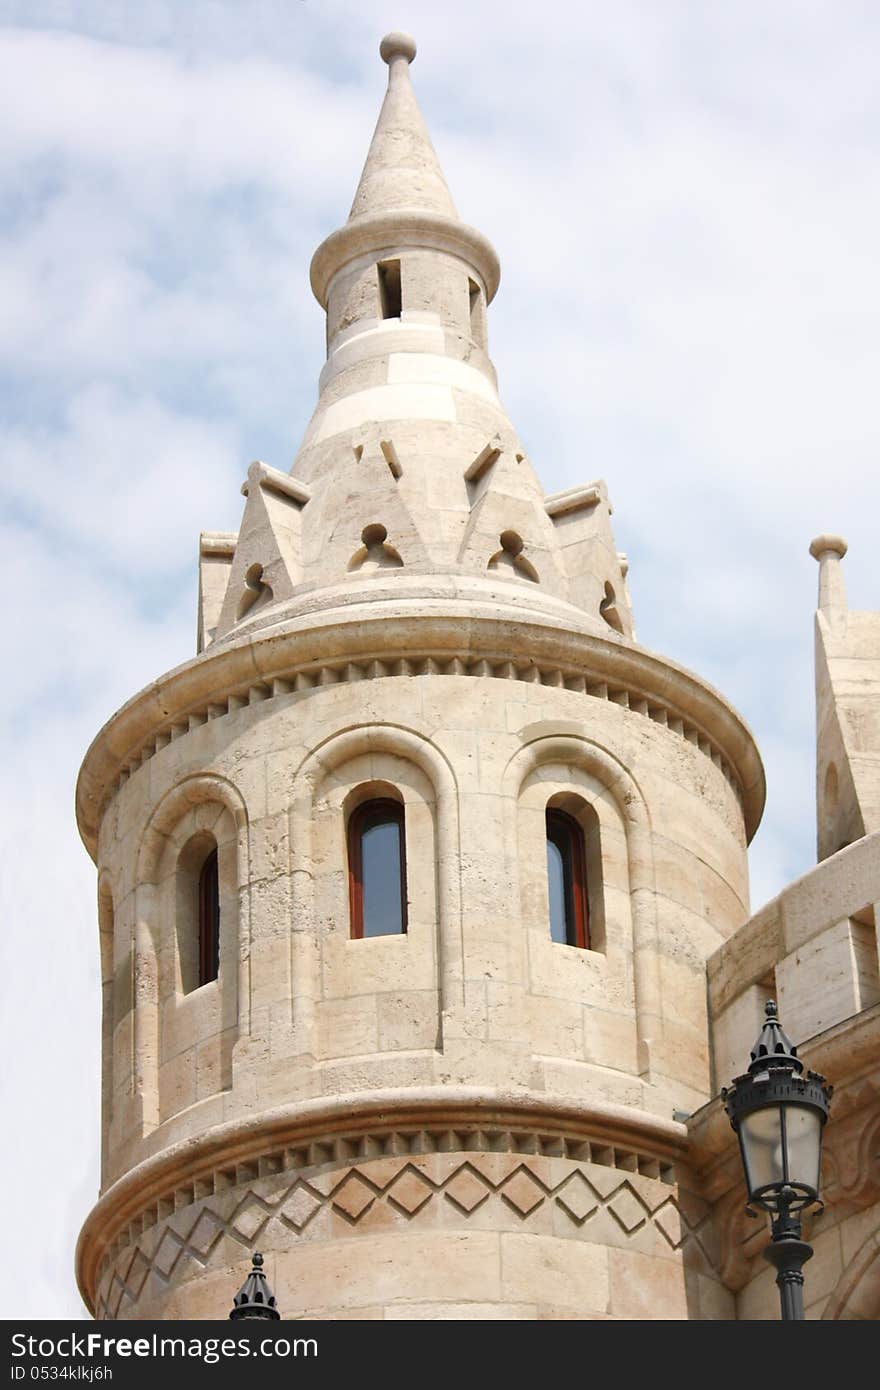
[198,847,220,985]
[348,799,408,938]
[546,809,589,949]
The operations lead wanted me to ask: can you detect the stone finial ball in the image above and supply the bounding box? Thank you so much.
[809,534,848,561]
[380,32,417,65]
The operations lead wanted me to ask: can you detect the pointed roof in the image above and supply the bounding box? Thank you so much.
[310,32,499,308]
[349,33,457,221]
[228,1252,280,1320]
[748,1000,802,1074]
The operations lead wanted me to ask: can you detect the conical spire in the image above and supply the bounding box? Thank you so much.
[228,1251,281,1320]
[349,33,457,221]
[283,33,631,645]
[748,1001,803,1074]
[310,33,499,310]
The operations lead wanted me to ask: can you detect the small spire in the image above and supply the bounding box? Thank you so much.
[228,1251,281,1320]
[348,31,457,221]
[809,533,848,634]
[748,1000,803,1075]
[310,33,499,313]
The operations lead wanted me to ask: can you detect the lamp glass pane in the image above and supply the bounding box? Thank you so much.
[739,1105,785,1194]
[783,1105,823,1193]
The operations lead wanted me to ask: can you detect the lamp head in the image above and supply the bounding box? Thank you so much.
[722,1002,832,1214]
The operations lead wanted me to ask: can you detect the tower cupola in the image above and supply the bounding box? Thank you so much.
[197,34,641,651]
[310,32,500,374]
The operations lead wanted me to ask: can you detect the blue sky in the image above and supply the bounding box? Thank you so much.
[1,0,878,1317]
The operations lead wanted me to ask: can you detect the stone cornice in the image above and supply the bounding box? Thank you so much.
[76,603,765,858]
[310,209,501,306]
[75,1085,688,1313]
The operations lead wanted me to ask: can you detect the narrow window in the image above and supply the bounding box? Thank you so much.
[378,259,402,320]
[348,799,408,938]
[546,809,589,948]
[198,848,220,985]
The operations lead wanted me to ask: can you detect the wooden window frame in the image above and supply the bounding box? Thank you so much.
[546,808,589,949]
[348,798,408,940]
[198,846,220,986]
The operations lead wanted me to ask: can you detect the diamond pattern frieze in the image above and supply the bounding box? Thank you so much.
[228,1190,273,1245]
[443,1164,491,1214]
[387,1167,434,1216]
[278,1183,323,1231]
[584,1165,628,1199]
[556,1171,600,1224]
[306,1166,351,1198]
[500,1167,546,1217]
[331,1172,376,1221]
[107,1276,125,1320]
[152,1229,185,1282]
[464,1151,522,1187]
[607,1183,649,1234]
[136,1220,164,1262]
[654,1201,684,1249]
[185,1207,226,1261]
[96,1268,113,1311]
[94,1132,698,1319]
[119,1245,151,1301]
[628,1173,673,1214]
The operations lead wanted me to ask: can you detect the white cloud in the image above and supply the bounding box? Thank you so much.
[3,386,243,578]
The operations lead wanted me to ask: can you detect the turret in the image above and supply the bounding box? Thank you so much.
[77,34,764,1322]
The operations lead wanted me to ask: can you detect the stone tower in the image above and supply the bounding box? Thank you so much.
[76,34,766,1320]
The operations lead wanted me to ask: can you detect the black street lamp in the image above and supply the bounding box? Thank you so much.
[722,1000,833,1320]
[228,1251,281,1320]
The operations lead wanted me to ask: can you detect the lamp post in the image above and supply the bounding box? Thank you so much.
[722,1000,832,1321]
[228,1251,281,1320]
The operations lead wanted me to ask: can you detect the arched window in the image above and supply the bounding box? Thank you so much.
[348,799,408,938]
[546,808,589,948]
[198,847,220,985]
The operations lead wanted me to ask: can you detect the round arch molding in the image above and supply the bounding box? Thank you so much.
[128,773,251,1138]
[502,733,658,1080]
[286,722,462,1056]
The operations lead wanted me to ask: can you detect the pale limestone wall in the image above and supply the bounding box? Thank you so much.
[90,1115,729,1321]
[735,1196,880,1321]
[79,630,756,1319]
[96,667,749,1181]
[698,833,880,1321]
[84,1095,728,1312]
[708,832,880,1090]
[325,249,490,369]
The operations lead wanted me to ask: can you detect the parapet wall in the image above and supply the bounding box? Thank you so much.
[691,830,880,1319]
[708,830,880,1091]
